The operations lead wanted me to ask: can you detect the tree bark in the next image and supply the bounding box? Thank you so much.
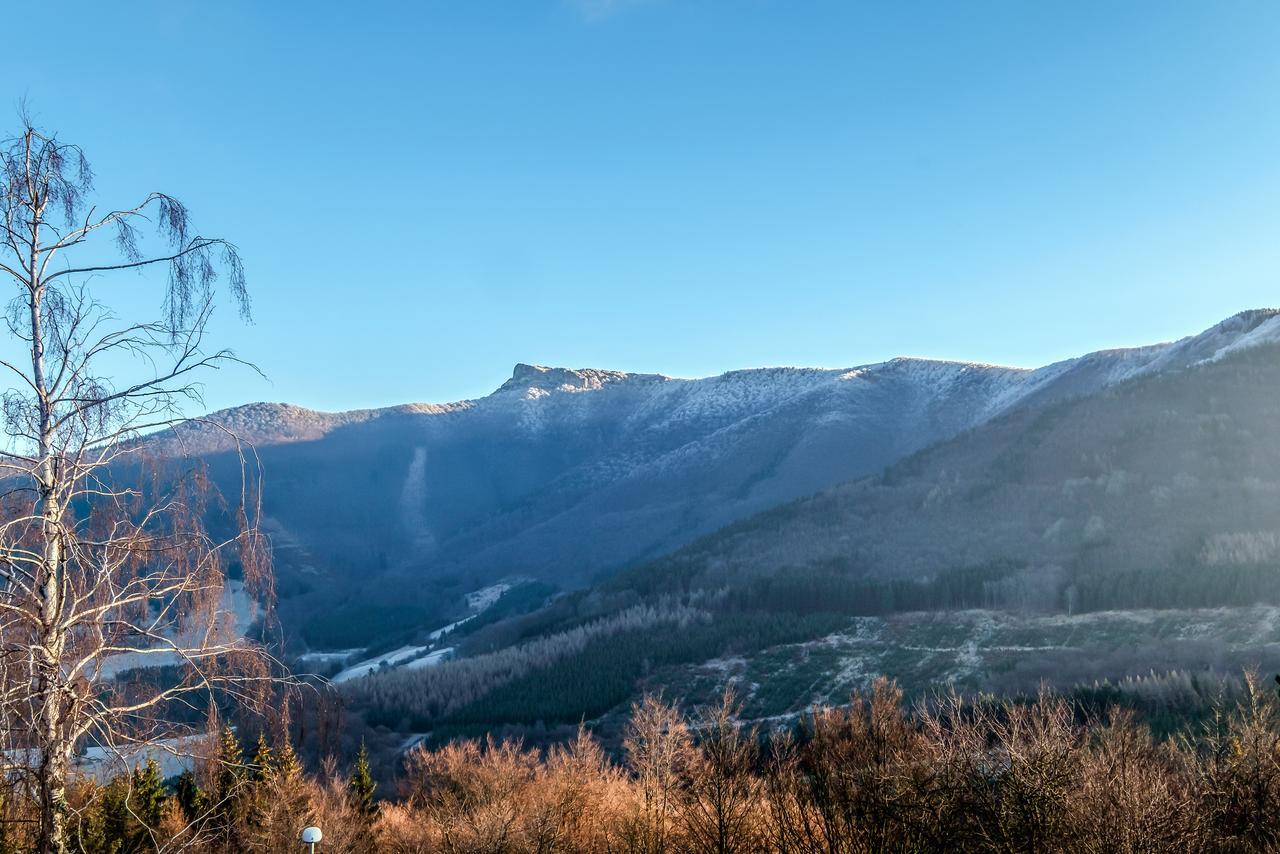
[27,190,69,854]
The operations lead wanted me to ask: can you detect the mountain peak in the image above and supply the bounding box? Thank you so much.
[496,363,667,397]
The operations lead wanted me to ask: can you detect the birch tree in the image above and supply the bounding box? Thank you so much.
[0,116,279,853]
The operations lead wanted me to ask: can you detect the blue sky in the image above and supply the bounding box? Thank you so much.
[3,1,1279,412]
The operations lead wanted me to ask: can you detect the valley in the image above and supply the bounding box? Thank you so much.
[54,306,1278,793]
[9,13,1277,847]
[136,309,1280,776]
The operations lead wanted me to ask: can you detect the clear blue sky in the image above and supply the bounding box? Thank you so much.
[4,1,1279,413]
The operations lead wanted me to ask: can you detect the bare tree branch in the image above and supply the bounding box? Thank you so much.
[0,116,280,854]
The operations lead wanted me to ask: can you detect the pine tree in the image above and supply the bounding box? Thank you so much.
[349,740,377,816]
[250,733,275,785]
[215,726,245,802]
[213,725,247,837]
[273,734,302,785]
[260,731,311,846]
[131,759,168,835]
[246,731,278,832]
[175,769,207,824]
[100,776,131,852]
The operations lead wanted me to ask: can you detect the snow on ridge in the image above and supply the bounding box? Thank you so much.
[1003,308,1280,402]
[879,355,1029,372]
[161,399,473,455]
[174,308,1280,453]
[631,368,843,433]
[208,399,469,429]
[1202,311,1280,364]
[495,363,668,398]
[976,313,1280,418]
[503,352,1088,445]
[495,359,1029,428]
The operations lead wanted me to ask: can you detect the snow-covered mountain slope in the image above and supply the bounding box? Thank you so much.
[175,310,1278,638]
[631,310,1280,598]
[153,400,471,456]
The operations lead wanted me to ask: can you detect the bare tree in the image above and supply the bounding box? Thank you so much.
[624,693,692,853]
[0,114,280,853]
[681,688,762,854]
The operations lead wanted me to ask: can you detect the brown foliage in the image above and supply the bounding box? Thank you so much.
[12,676,1280,851]
[372,677,1280,853]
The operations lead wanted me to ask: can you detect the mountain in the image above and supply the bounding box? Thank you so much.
[175,309,1280,648]
[623,309,1280,606]
[333,310,1280,747]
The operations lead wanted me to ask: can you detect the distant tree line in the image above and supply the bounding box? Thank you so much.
[439,612,846,735]
[1069,561,1280,612]
[346,554,1280,741]
[345,602,711,730]
[723,561,1023,616]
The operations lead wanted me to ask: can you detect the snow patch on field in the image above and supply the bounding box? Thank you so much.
[76,734,216,782]
[5,733,219,783]
[329,581,521,683]
[332,644,437,683]
[400,734,428,753]
[404,647,454,669]
[466,583,512,612]
[94,581,258,680]
[297,648,362,665]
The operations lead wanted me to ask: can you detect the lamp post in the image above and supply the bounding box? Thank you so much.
[300,826,323,853]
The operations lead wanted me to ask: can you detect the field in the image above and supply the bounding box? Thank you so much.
[654,606,1280,720]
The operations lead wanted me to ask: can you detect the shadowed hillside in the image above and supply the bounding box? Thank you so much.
[633,316,1280,614]
[170,310,1280,649]
[338,311,1280,747]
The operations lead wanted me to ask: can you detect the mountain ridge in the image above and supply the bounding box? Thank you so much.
[622,309,1280,605]
[158,309,1280,647]
[184,308,1280,455]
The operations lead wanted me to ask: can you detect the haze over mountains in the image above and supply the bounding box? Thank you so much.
[176,309,1280,648]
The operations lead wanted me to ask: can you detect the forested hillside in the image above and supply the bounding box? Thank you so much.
[336,317,1280,762]
[174,310,1280,653]
[632,332,1280,610]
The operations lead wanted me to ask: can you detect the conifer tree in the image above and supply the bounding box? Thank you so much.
[99,777,131,852]
[67,763,168,854]
[213,726,247,838]
[274,734,302,785]
[250,733,275,785]
[174,770,207,825]
[247,731,311,848]
[245,731,280,833]
[349,740,377,817]
[215,727,245,798]
[130,759,167,836]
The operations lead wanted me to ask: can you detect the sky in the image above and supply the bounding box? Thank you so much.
[2,0,1279,413]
